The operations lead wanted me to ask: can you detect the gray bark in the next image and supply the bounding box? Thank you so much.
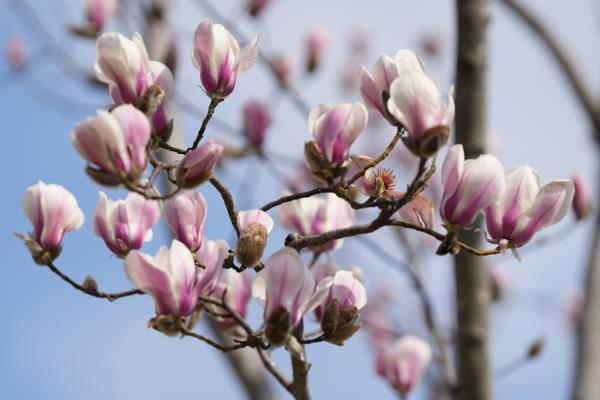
[453,0,492,399]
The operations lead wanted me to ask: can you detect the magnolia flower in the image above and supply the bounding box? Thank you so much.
[208,270,253,330]
[192,18,258,98]
[95,32,172,106]
[93,191,161,257]
[176,140,224,188]
[359,49,423,116]
[270,53,294,86]
[252,248,316,345]
[5,34,27,70]
[309,270,367,344]
[440,145,506,228]
[306,102,368,173]
[387,69,454,158]
[84,0,118,31]
[242,100,271,148]
[125,240,201,334]
[278,193,355,251]
[306,27,328,72]
[572,173,592,220]
[164,191,207,252]
[72,104,151,185]
[375,335,432,396]
[22,181,84,262]
[195,239,229,296]
[236,209,274,267]
[485,166,574,247]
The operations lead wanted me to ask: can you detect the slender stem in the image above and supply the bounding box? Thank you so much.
[209,177,240,237]
[179,325,247,352]
[261,187,334,211]
[347,128,404,185]
[45,261,143,301]
[495,356,529,379]
[190,97,222,151]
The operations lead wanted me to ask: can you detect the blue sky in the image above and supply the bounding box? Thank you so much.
[1,0,599,399]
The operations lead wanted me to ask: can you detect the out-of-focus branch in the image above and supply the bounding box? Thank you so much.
[496,2,600,399]
[454,1,492,400]
[498,0,600,135]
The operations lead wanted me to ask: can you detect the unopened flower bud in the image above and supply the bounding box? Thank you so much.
[271,54,294,87]
[247,0,272,17]
[326,305,361,346]
[5,34,27,70]
[82,275,99,293]
[236,209,273,267]
[265,305,291,346]
[147,314,183,336]
[176,141,224,188]
[572,173,592,220]
[527,337,545,359]
[305,27,328,73]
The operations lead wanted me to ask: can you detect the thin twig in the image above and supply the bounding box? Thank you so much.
[179,325,247,352]
[347,128,404,185]
[45,261,143,301]
[261,187,334,211]
[209,177,241,237]
[190,97,222,151]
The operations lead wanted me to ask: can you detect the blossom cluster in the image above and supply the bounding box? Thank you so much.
[16,9,585,398]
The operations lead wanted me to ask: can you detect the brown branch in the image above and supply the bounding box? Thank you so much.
[190,97,222,151]
[45,261,143,301]
[209,177,241,237]
[290,322,310,400]
[257,347,293,393]
[346,128,404,185]
[179,325,248,352]
[261,187,334,211]
[498,0,600,135]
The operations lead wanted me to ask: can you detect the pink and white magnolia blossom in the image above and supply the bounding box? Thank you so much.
[278,193,355,251]
[22,181,84,260]
[72,104,151,184]
[5,34,27,70]
[93,191,161,257]
[387,69,455,158]
[484,166,574,248]
[195,239,229,295]
[176,140,224,188]
[359,49,423,116]
[375,335,432,396]
[306,27,328,72]
[572,173,592,220]
[309,269,367,321]
[125,240,201,321]
[95,32,173,133]
[164,191,207,252]
[242,100,271,148]
[252,248,316,343]
[208,270,253,330]
[84,0,118,31]
[192,18,258,98]
[440,145,506,228]
[308,102,368,168]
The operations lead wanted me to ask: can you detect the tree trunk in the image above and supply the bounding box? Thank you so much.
[453,0,492,399]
